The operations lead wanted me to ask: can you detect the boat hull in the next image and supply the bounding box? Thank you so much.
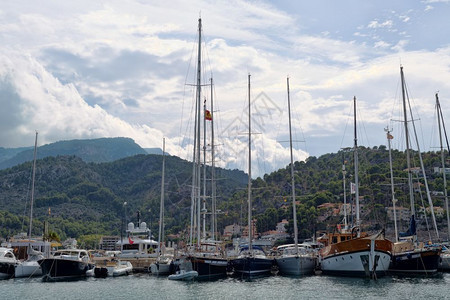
[440,253,450,271]
[168,270,198,281]
[231,257,273,277]
[276,255,316,276]
[321,249,391,277]
[14,261,42,278]
[320,234,392,277]
[38,258,93,281]
[389,248,441,275]
[188,256,229,280]
[0,262,16,280]
[150,261,174,276]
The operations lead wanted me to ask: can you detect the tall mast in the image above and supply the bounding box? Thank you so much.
[342,159,348,230]
[195,18,202,247]
[400,66,415,219]
[202,97,207,240]
[287,77,299,253]
[247,73,253,255]
[28,131,38,238]
[157,138,165,257]
[353,96,360,236]
[210,77,217,240]
[386,128,399,242]
[436,93,450,239]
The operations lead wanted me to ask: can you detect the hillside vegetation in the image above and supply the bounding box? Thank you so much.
[1,143,448,244]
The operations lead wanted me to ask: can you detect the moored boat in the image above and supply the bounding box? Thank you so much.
[275,243,317,276]
[319,96,393,278]
[38,249,94,281]
[230,245,274,277]
[319,229,392,277]
[14,248,44,278]
[94,260,133,277]
[387,67,442,276]
[0,247,18,280]
[441,246,450,271]
[168,269,199,281]
[229,74,274,278]
[275,77,317,276]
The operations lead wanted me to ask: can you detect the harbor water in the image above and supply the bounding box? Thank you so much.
[1,273,449,299]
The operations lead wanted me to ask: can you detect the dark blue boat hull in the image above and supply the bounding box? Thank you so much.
[231,257,273,277]
[38,258,93,281]
[389,248,441,275]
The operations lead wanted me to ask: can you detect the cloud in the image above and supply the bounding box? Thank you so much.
[368,20,394,29]
[2,1,450,178]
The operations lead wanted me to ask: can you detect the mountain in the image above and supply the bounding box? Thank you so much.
[144,148,166,155]
[0,153,248,241]
[0,146,33,162]
[0,137,147,170]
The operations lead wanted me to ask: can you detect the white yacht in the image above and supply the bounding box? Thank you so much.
[275,243,317,276]
[0,247,18,279]
[117,221,158,259]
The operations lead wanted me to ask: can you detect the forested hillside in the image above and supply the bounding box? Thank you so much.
[1,144,448,245]
[0,154,247,243]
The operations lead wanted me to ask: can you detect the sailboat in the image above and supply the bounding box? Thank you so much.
[435,93,450,271]
[15,131,48,278]
[388,67,442,275]
[319,96,393,278]
[185,18,229,280]
[150,138,175,276]
[229,74,274,277]
[275,77,316,276]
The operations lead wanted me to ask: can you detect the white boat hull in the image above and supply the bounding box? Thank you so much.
[113,262,133,276]
[440,252,450,271]
[150,262,172,275]
[321,250,391,277]
[15,261,42,278]
[168,270,198,281]
[276,255,316,276]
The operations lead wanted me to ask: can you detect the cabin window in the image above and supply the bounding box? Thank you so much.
[332,236,338,244]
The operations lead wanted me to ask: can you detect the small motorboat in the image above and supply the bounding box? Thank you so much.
[94,260,133,277]
[168,269,198,281]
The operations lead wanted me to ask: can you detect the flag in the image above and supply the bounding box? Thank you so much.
[350,182,356,194]
[128,237,134,245]
[387,133,394,139]
[205,110,212,121]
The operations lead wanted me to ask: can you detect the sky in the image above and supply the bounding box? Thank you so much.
[1,0,450,177]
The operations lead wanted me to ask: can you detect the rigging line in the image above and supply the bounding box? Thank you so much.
[339,99,354,151]
[357,101,372,149]
[415,171,432,242]
[21,161,34,232]
[429,102,438,151]
[201,30,214,85]
[404,79,428,153]
[178,34,198,156]
[437,97,450,153]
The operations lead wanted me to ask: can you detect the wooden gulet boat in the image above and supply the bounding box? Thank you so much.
[319,96,393,278]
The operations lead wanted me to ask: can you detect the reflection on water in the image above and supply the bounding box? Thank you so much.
[2,272,449,300]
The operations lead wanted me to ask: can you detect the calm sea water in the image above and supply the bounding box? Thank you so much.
[1,273,449,300]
